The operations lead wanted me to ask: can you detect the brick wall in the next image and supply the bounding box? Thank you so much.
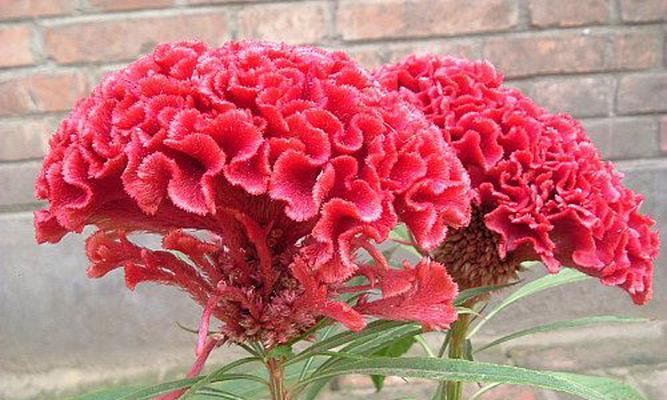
[0,1,665,399]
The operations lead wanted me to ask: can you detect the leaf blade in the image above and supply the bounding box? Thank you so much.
[475,316,648,353]
[299,357,645,400]
[468,269,590,338]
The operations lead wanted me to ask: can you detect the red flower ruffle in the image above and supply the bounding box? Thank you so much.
[35,41,469,346]
[376,54,659,304]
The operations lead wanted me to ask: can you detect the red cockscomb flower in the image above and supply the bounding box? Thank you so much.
[35,41,470,358]
[375,54,659,304]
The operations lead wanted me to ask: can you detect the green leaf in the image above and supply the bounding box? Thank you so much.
[382,244,399,263]
[289,320,408,365]
[298,324,337,381]
[475,316,648,353]
[298,357,645,400]
[67,387,137,400]
[467,269,591,338]
[298,321,421,399]
[390,224,412,242]
[370,335,418,391]
[302,378,330,400]
[118,378,198,400]
[210,357,326,400]
[389,224,423,258]
[463,339,474,361]
[338,323,421,355]
[181,357,262,399]
[469,383,502,400]
[267,344,294,359]
[414,335,436,358]
[195,387,250,399]
[305,322,421,383]
[454,281,519,306]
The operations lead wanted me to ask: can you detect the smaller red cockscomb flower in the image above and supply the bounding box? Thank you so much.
[35,41,469,362]
[375,54,659,305]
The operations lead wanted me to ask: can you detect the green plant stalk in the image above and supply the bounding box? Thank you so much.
[444,314,471,400]
[268,357,289,400]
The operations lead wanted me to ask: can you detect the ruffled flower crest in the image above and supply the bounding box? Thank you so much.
[35,41,471,350]
[375,54,659,304]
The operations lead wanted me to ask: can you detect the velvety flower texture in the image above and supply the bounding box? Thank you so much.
[375,54,659,304]
[35,41,471,348]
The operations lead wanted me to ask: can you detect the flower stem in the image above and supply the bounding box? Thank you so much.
[268,357,289,400]
[443,314,471,400]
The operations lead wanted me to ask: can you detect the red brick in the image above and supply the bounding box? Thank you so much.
[660,117,667,153]
[0,25,35,68]
[617,73,667,114]
[0,0,76,19]
[585,117,659,160]
[529,0,609,27]
[620,0,667,22]
[0,118,56,161]
[88,0,173,11]
[44,12,232,64]
[339,46,384,68]
[0,161,43,207]
[511,76,612,118]
[483,33,607,78]
[336,0,518,41]
[611,31,661,71]
[237,2,329,44]
[385,40,482,64]
[0,72,88,116]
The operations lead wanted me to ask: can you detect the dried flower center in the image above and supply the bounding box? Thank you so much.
[432,209,524,291]
[211,238,317,348]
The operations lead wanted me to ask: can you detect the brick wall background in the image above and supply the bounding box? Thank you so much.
[0,1,665,399]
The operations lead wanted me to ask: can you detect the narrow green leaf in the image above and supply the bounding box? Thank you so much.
[475,316,647,353]
[299,324,337,381]
[389,224,423,257]
[205,373,268,386]
[390,224,412,242]
[195,387,250,399]
[298,322,421,399]
[455,281,519,306]
[298,357,645,400]
[468,269,591,338]
[181,357,262,399]
[176,321,201,335]
[302,378,330,400]
[370,335,418,391]
[469,383,503,400]
[305,323,421,381]
[339,323,420,355]
[415,335,436,358]
[463,339,474,361]
[289,320,406,364]
[267,344,294,359]
[210,357,326,400]
[67,387,137,400]
[382,244,399,263]
[118,378,198,400]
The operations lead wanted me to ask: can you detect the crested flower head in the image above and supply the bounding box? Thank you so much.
[375,54,659,304]
[35,41,470,347]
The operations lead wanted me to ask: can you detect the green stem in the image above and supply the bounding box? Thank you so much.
[443,314,471,400]
[268,357,289,400]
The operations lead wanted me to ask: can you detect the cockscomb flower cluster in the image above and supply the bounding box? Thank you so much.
[375,54,659,304]
[34,41,471,354]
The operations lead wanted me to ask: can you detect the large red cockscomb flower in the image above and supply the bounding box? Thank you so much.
[375,54,659,305]
[35,41,470,352]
